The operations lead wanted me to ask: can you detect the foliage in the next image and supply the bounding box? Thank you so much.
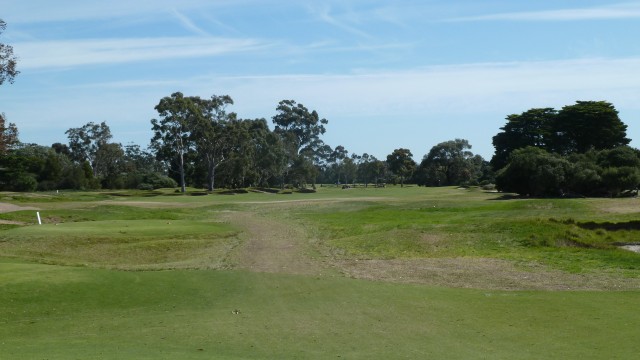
[552,101,630,155]
[65,121,113,178]
[491,101,630,169]
[491,108,556,169]
[386,148,416,187]
[0,19,19,86]
[272,100,329,187]
[417,139,483,186]
[0,113,19,154]
[150,92,197,193]
[491,101,636,197]
[495,147,571,196]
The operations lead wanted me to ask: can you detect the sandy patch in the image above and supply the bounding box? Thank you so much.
[0,202,39,213]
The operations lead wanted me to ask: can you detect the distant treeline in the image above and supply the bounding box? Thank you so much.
[0,97,637,197]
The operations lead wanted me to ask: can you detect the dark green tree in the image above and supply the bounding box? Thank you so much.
[95,143,125,188]
[491,108,556,170]
[386,148,416,187]
[419,139,479,186]
[552,101,630,155]
[0,113,18,155]
[495,147,571,197]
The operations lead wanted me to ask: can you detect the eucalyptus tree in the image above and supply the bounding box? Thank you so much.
[190,95,236,191]
[65,121,113,177]
[272,100,328,186]
[386,148,416,187]
[356,153,378,187]
[151,93,238,192]
[0,20,19,86]
[151,92,197,193]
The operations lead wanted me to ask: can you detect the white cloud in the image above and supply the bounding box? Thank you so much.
[198,57,640,118]
[14,37,271,69]
[448,2,640,22]
[171,10,210,37]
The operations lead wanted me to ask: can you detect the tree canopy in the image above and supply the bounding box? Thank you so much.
[0,20,19,86]
[491,101,629,170]
[386,148,416,187]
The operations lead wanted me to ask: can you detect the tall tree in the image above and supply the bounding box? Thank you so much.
[386,148,416,187]
[272,100,328,186]
[65,121,112,177]
[491,108,556,170]
[190,95,236,191]
[552,101,630,154]
[0,20,19,86]
[150,92,197,193]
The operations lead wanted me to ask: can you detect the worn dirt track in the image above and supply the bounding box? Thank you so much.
[223,211,326,276]
[218,210,640,290]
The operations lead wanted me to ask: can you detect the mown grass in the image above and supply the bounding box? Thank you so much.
[1,261,639,359]
[0,186,639,358]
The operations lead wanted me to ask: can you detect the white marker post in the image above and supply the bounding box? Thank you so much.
[36,212,42,225]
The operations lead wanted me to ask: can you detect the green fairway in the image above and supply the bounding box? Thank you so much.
[1,186,639,358]
[1,261,639,359]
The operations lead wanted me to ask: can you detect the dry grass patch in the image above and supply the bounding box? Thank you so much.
[334,257,640,291]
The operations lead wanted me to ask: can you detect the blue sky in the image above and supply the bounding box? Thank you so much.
[1,0,640,160]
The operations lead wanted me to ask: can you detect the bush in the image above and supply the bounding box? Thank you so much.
[496,147,570,196]
[137,183,154,191]
[12,174,38,192]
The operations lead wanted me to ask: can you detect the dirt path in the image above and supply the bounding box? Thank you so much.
[223,211,326,276]
[218,210,640,290]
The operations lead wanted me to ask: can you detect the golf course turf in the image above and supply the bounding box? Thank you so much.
[0,186,638,359]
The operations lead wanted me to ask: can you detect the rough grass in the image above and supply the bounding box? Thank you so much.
[298,187,640,275]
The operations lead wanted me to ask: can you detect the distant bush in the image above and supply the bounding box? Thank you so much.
[137,183,154,191]
[13,174,38,192]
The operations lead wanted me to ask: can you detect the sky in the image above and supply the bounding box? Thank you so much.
[1,0,640,160]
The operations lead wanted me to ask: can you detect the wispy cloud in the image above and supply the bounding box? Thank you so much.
[15,37,271,70]
[307,4,372,39]
[448,2,640,22]
[171,10,210,36]
[4,0,253,23]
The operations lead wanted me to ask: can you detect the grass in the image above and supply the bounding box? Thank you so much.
[1,261,638,359]
[0,186,639,358]
[297,187,640,273]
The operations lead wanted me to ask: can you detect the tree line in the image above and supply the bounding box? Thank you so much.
[1,19,638,196]
[0,92,492,192]
[491,101,639,197]
[1,97,636,196]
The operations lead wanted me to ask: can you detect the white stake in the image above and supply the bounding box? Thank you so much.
[37,212,42,225]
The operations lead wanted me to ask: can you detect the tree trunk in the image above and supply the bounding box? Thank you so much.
[207,164,216,191]
[179,151,186,193]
